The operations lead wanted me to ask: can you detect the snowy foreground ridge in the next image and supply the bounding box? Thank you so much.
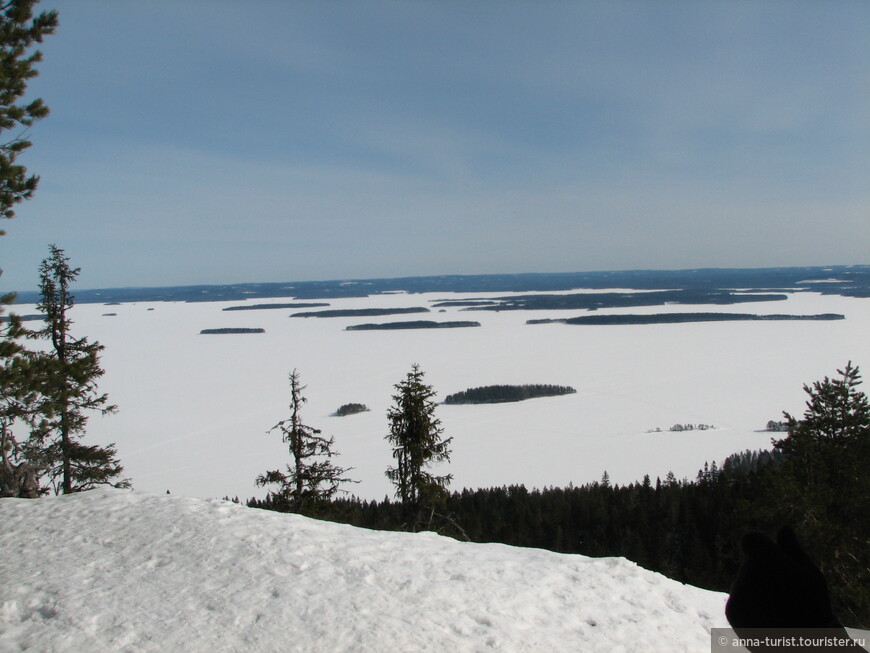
[0,489,729,652]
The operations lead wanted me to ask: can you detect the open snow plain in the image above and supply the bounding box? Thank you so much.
[15,287,870,501]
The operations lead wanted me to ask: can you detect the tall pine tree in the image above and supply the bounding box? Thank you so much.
[257,369,354,515]
[27,244,127,494]
[385,363,452,531]
[772,362,870,624]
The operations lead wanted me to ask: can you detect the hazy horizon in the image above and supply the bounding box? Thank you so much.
[2,2,869,293]
[8,262,869,298]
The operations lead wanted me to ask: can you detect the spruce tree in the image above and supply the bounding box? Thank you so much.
[0,305,41,496]
[0,0,57,496]
[776,362,869,488]
[257,369,354,515]
[27,244,127,494]
[0,0,57,230]
[385,363,452,531]
[772,362,870,624]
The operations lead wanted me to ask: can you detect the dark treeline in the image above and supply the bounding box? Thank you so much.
[268,450,775,588]
[443,384,577,404]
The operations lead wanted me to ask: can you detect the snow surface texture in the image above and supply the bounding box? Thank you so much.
[12,289,870,500]
[1,489,730,653]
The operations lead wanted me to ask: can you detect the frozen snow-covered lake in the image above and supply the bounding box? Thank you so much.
[14,288,870,501]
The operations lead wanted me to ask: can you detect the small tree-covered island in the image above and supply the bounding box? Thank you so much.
[199,328,266,334]
[291,307,430,318]
[222,302,329,311]
[443,384,578,404]
[334,403,369,416]
[346,320,480,331]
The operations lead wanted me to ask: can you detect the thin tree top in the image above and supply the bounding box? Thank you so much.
[37,243,79,313]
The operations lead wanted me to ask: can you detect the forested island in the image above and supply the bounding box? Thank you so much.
[0,314,44,322]
[199,328,266,335]
[434,289,790,312]
[527,312,846,326]
[223,302,329,311]
[647,423,716,433]
[334,403,370,416]
[443,384,577,404]
[346,320,480,331]
[291,307,430,318]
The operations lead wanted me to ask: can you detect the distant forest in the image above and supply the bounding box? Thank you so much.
[443,384,577,404]
[528,312,846,326]
[11,265,870,304]
[313,449,776,586]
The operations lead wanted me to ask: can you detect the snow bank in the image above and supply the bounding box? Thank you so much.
[1,489,729,652]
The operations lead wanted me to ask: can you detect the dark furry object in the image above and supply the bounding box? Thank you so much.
[726,526,839,629]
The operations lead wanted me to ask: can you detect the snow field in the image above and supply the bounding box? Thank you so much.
[0,488,730,652]
[11,289,870,500]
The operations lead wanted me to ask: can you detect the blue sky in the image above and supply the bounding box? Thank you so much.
[2,1,868,291]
